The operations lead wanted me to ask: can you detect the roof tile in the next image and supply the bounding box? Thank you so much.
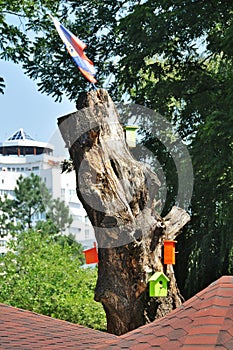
[195,306,229,318]
[184,334,218,345]
[190,315,225,326]
[160,340,182,349]
[167,328,187,339]
[130,343,149,350]
[199,296,231,309]
[182,346,216,350]
[217,330,233,345]
[188,325,221,335]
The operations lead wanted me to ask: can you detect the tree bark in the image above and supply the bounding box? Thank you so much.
[58,88,190,335]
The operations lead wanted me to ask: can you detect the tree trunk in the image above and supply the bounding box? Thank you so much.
[58,88,190,335]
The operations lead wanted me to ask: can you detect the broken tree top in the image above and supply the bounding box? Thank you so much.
[58,88,189,248]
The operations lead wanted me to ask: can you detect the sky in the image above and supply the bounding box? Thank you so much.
[0,59,75,145]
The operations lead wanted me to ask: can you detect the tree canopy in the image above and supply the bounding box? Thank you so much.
[0,230,106,330]
[1,0,233,297]
[1,1,232,102]
[0,173,72,235]
[0,171,105,329]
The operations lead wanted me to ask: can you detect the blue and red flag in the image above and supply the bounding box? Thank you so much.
[50,15,97,84]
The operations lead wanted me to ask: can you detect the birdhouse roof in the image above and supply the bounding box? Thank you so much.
[148,271,170,282]
[124,125,139,130]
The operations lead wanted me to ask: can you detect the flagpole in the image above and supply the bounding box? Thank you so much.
[92,83,98,90]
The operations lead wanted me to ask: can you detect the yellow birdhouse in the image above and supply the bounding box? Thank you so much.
[124,125,139,148]
[148,272,170,297]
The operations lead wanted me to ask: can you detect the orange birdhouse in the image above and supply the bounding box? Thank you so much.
[83,242,99,264]
[163,240,177,265]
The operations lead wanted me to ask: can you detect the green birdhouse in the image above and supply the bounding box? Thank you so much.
[148,272,170,297]
[124,125,139,148]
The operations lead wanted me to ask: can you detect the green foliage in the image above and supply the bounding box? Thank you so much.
[108,1,233,297]
[55,233,85,259]
[1,1,232,102]
[0,0,60,61]
[0,230,106,330]
[13,173,50,228]
[0,173,73,234]
[0,195,22,237]
[179,58,233,297]
[46,197,73,233]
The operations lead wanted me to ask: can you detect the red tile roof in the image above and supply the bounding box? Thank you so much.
[95,275,233,349]
[0,303,116,349]
[0,276,232,349]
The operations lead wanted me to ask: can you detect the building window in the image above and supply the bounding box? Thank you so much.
[71,228,81,235]
[0,190,14,196]
[69,189,76,196]
[69,202,81,209]
[0,240,6,247]
[73,215,82,222]
[32,166,39,171]
[85,230,89,239]
[85,216,90,224]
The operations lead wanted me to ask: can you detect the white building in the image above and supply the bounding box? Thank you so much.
[0,128,95,254]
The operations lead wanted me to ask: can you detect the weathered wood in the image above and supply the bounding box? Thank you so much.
[58,88,190,335]
[164,206,190,239]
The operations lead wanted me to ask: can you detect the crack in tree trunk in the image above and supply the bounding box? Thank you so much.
[58,88,190,335]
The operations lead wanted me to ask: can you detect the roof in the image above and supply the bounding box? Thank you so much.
[0,276,232,349]
[148,271,170,282]
[0,128,54,155]
[97,275,233,349]
[0,304,116,349]
[7,128,35,141]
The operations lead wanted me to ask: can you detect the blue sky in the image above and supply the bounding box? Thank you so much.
[0,60,75,144]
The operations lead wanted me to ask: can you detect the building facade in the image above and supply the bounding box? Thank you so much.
[0,129,95,254]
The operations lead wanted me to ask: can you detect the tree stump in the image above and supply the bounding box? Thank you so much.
[58,88,190,335]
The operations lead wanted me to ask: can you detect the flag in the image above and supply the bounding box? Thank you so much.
[50,15,97,84]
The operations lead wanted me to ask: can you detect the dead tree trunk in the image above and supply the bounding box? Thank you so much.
[58,89,190,335]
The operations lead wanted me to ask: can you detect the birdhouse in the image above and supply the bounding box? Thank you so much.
[148,272,170,297]
[164,240,177,265]
[83,242,99,264]
[124,125,139,148]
